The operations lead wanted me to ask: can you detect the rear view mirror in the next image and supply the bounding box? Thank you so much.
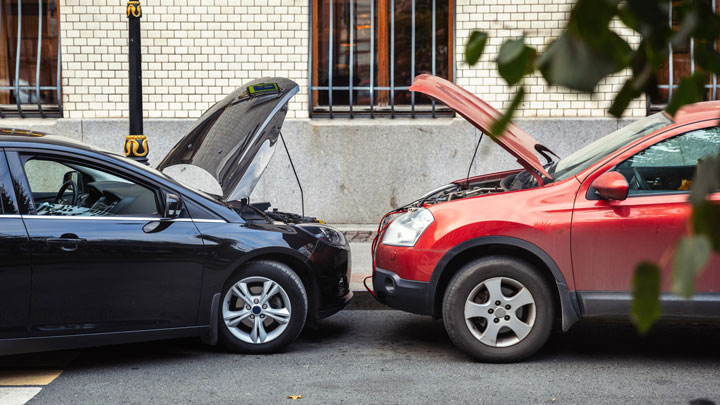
[592,171,629,201]
[164,192,183,218]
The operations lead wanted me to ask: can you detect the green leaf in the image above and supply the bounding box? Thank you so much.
[689,152,720,207]
[496,38,536,86]
[670,9,699,49]
[688,0,720,42]
[465,31,488,66]
[609,79,642,118]
[617,4,640,32]
[537,32,622,93]
[694,44,720,77]
[631,262,661,334]
[671,235,712,298]
[691,202,720,253]
[665,72,707,116]
[490,87,525,138]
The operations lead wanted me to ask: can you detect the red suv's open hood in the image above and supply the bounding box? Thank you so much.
[409,74,552,180]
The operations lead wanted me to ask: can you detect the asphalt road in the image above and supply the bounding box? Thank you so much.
[4,306,720,404]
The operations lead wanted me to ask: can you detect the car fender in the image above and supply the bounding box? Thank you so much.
[427,235,581,331]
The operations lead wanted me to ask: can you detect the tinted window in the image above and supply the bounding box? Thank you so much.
[615,127,720,195]
[23,156,159,217]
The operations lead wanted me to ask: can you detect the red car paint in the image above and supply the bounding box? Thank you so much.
[374,76,720,326]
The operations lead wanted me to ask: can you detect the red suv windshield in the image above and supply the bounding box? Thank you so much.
[548,112,673,181]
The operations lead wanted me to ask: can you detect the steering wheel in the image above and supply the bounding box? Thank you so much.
[631,167,650,191]
[55,179,78,205]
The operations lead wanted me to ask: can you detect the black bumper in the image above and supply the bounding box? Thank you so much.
[372,268,430,315]
[308,241,353,321]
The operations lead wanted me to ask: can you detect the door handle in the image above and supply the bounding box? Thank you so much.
[46,236,87,252]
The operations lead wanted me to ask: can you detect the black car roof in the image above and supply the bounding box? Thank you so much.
[0,128,98,153]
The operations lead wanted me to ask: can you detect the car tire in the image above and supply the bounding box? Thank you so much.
[219,260,308,354]
[442,256,554,363]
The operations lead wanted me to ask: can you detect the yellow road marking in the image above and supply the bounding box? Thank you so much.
[0,369,63,386]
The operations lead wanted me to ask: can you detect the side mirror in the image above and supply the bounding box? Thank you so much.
[592,171,629,201]
[164,192,183,218]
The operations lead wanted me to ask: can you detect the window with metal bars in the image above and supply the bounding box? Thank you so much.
[649,0,720,114]
[310,0,454,118]
[0,0,61,118]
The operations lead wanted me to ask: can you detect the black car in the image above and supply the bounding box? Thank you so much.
[0,78,352,355]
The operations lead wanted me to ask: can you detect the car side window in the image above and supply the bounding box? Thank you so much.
[615,126,720,195]
[22,156,160,217]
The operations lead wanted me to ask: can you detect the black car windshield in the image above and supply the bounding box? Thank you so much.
[106,151,224,202]
[548,112,673,181]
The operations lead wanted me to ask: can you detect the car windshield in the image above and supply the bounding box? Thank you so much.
[105,151,225,202]
[548,112,673,181]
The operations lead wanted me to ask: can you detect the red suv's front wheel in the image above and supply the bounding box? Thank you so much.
[442,256,554,362]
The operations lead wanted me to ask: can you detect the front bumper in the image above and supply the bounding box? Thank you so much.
[308,240,353,321]
[372,267,430,315]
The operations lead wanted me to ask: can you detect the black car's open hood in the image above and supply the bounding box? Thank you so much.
[157,78,299,202]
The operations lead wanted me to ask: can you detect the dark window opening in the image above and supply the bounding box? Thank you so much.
[0,0,62,118]
[311,0,454,118]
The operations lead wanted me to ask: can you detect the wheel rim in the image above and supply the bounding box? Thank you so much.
[222,276,292,344]
[463,276,536,348]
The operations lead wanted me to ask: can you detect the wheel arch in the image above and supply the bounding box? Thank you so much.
[428,236,580,331]
[224,248,318,324]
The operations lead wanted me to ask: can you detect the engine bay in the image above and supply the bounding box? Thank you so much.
[403,169,539,209]
[229,200,322,225]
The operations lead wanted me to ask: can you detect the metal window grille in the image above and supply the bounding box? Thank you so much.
[309,0,455,118]
[649,0,719,113]
[0,0,62,118]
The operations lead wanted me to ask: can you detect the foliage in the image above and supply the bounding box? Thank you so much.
[464,0,720,332]
[631,262,661,334]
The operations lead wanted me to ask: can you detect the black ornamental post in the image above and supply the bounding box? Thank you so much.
[124,0,148,164]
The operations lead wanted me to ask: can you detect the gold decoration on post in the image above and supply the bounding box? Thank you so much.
[125,134,149,158]
[127,1,142,18]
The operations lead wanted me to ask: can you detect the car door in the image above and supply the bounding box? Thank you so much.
[0,149,32,339]
[571,124,720,314]
[6,149,206,336]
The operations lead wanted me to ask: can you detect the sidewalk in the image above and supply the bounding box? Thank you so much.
[331,224,377,292]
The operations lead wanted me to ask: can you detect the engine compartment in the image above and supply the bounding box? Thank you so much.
[406,169,539,208]
[229,200,322,225]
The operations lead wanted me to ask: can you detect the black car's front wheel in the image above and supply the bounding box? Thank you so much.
[442,256,554,363]
[219,260,308,354]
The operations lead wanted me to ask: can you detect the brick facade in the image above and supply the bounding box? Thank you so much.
[59,0,646,120]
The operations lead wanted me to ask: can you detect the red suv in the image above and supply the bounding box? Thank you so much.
[371,75,720,362]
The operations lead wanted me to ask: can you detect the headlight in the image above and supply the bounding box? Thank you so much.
[298,224,347,246]
[382,208,434,247]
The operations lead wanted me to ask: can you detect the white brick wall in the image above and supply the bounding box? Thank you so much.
[59,0,645,120]
[60,0,309,119]
[454,0,646,118]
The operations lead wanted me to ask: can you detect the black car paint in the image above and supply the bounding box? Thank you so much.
[0,150,31,339]
[0,135,352,355]
[158,77,299,202]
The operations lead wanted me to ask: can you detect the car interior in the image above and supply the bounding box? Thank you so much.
[614,127,720,194]
[23,157,160,217]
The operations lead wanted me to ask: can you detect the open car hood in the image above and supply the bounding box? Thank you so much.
[158,78,299,201]
[409,74,553,180]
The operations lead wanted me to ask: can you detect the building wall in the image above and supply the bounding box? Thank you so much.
[59,0,645,120]
[41,0,647,223]
[60,0,310,119]
[454,0,645,118]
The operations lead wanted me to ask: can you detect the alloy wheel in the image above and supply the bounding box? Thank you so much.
[222,276,292,344]
[464,276,536,348]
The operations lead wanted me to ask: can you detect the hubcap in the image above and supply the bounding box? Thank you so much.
[463,276,536,348]
[222,276,292,344]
